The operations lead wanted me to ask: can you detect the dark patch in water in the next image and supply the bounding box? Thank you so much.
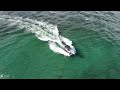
[71,46,84,58]
[76,48,84,58]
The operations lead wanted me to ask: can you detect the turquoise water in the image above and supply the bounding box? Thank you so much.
[0,11,120,79]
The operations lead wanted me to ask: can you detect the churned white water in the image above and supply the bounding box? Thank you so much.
[0,15,76,56]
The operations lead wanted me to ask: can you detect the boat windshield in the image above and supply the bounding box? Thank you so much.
[65,45,71,51]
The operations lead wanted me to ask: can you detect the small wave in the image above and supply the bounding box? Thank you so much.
[0,74,9,79]
[0,15,76,56]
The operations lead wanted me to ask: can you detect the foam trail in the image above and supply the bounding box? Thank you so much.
[0,15,76,56]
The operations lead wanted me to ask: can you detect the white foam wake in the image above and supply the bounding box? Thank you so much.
[0,15,76,56]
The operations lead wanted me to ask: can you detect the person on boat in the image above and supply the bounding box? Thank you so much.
[61,41,72,54]
[65,45,71,51]
[57,35,72,54]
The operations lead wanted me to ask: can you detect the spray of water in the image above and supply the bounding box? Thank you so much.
[0,15,76,56]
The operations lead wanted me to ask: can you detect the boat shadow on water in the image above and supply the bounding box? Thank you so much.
[71,47,84,58]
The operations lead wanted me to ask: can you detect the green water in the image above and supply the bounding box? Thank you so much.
[0,11,120,79]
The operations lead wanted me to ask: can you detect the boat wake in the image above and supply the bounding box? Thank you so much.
[0,15,76,56]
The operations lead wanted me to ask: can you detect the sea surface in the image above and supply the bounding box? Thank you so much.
[0,11,120,79]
